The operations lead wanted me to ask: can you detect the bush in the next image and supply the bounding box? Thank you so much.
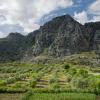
[49,78,58,84]
[66,74,72,83]
[29,79,37,88]
[92,80,100,94]
[78,69,88,77]
[13,82,22,88]
[5,77,16,84]
[22,90,33,100]
[0,80,6,86]
[50,83,60,89]
[68,68,77,76]
[72,76,90,89]
[64,64,70,70]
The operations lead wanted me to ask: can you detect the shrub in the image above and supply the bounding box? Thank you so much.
[64,64,70,70]
[29,79,37,88]
[0,80,6,86]
[22,90,33,100]
[78,69,88,77]
[66,74,72,83]
[49,78,58,84]
[73,77,89,89]
[5,77,16,84]
[50,83,60,89]
[13,82,22,88]
[68,68,77,76]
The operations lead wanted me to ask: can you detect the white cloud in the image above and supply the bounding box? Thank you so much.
[87,0,100,22]
[74,11,88,24]
[89,16,100,22]
[0,0,73,38]
[73,0,100,24]
[0,24,24,38]
[0,31,5,38]
[88,0,100,15]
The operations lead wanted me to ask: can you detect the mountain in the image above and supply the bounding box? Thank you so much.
[32,15,89,57]
[85,22,100,51]
[0,33,26,62]
[0,14,100,62]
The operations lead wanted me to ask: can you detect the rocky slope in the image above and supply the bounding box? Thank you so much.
[0,14,100,62]
[31,15,90,57]
[85,22,100,51]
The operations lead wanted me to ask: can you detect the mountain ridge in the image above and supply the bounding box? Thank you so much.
[0,14,100,62]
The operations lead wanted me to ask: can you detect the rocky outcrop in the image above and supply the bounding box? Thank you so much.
[85,22,100,52]
[33,15,89,57]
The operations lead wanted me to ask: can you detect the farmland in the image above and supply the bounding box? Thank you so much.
[0,52,100,100]
[23,92,96,100]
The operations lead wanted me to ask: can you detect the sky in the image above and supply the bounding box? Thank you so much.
[0,0,100,38]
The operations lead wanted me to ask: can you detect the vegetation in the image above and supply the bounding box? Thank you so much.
[0,93,23,100]
[22,91,96,100]
[0,52,100,99]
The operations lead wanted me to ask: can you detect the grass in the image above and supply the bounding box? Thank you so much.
[23,92,96,100]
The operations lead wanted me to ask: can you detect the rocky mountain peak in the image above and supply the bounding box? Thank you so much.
[32,15,89,57]
[53,14,74,21]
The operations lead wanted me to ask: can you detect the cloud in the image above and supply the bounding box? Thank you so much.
[89,16,100,22]
[87,0,100,22]
[33,0,73,18]
[0,24,24,37]
[74,11,88,24]
[73,1,100,24]
[88,0,100,15]
[0,0,73,38]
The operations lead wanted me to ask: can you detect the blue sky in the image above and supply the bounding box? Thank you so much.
[40,0,95,24]
[0,0,100,38]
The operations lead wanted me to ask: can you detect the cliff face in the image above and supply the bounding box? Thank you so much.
[85,22,100,51]
[0,15,100,62]
[33,15,89,57]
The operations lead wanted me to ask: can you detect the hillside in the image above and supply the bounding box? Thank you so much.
[0,15,100,62]
[0,52,100,99]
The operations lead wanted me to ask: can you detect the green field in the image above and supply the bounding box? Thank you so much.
[0,52,100,100]
[0,62,100,93]
[22,92,96,100]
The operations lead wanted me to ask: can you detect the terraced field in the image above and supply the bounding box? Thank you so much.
[0,62,100,100]
[0,63,68,90]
